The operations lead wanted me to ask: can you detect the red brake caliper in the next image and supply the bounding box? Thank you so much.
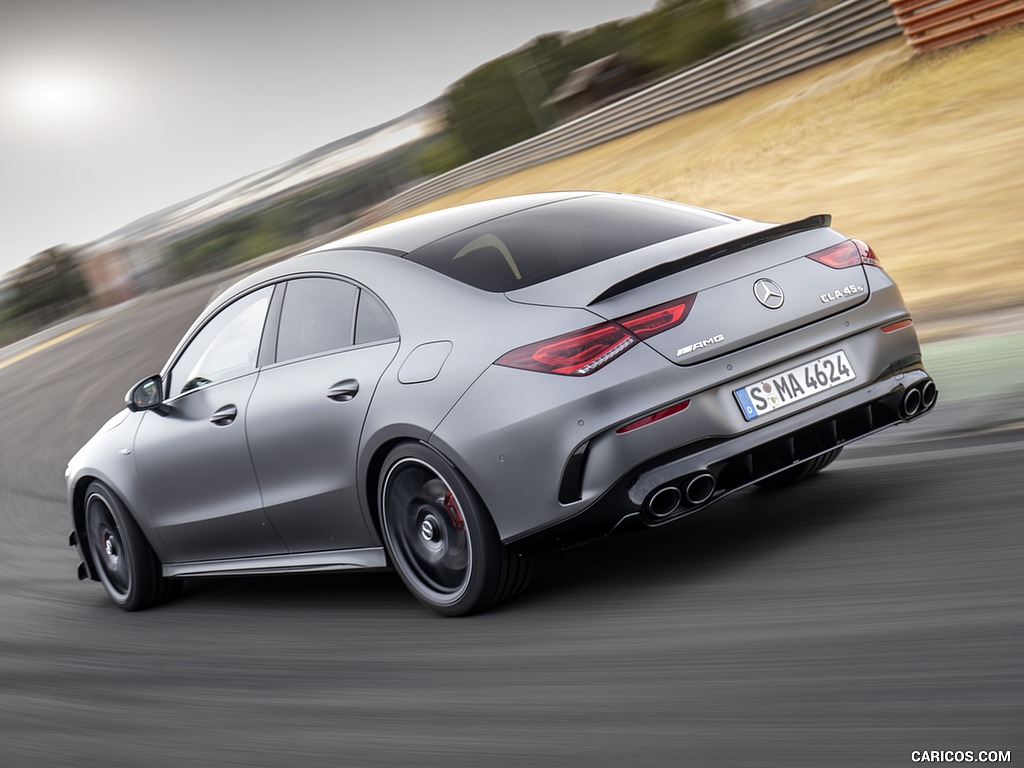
[443,491,465,531]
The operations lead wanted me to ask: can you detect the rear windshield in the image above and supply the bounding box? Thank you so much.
[404,195,729,292]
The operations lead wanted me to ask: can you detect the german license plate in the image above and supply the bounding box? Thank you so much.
[734,350,856,421]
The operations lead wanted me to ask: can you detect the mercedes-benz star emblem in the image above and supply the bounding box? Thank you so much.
[753,278,785,309]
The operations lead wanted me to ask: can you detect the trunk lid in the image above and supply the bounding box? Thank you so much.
[506,218,871,366]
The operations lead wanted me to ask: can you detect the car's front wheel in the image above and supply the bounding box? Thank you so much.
[84,481,180,611]
[379,443,530,616]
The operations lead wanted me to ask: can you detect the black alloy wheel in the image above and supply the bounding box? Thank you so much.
[379,443,531,616]
[84,481,179,610]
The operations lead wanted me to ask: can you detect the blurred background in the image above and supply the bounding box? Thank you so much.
[1,1,1021,765]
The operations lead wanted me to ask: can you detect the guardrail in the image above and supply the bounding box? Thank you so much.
[349,0,902,231]
[889,0,1023,51]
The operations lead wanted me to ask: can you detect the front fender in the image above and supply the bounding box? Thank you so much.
[66,409,169,563]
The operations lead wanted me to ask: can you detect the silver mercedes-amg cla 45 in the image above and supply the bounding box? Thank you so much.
[67,192,936,615]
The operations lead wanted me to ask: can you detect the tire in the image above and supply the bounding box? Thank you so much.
[379,443,531,616]
[84,481,180,611]
[756,447,844,490]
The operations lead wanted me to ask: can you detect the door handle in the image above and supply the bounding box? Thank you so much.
[210,405,238,425]
[326,379,359,402]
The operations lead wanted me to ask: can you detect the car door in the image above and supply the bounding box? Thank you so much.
[133,286,287,563]
[245,277,399,553]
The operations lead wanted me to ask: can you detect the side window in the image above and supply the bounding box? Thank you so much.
[277,278,358,363]
[355,290,399,345]
[167,287,273,398]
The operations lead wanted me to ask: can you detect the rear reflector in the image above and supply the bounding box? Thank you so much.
[616,400,690,434]
[881,318,914,333]
[807,239,881,269]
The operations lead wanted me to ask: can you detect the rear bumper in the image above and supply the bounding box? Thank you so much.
[510,364,936,555]
[433,287,925,544]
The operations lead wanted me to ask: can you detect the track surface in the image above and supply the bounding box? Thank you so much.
[1,278,1021,767]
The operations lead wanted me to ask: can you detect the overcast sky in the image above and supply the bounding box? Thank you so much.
[0,0,655,276]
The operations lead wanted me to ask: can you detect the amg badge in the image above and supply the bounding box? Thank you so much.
[677,334,725,357]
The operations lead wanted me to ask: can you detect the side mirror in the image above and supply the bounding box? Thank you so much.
[126,374,167,414]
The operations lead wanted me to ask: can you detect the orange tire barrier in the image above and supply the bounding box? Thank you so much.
[889,0,1024,50]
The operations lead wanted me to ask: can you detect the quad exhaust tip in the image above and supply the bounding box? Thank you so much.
[921,379,938,409]
[647,486,682,518]
[900,387,922,419]
[685,473,716,506]
[645,472,717,520]
[899,378,938,420]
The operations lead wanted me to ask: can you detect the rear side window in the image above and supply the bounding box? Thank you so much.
[355,291,398,345]
[275,278,398,363]
[405,195,728,292]
[277,278,358,363]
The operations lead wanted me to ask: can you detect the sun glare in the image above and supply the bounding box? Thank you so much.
[3,68,110,127]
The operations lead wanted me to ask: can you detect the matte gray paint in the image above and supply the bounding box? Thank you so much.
[398,341,454,384]
[134,373,286,562]
[67,193,929,580]
[429,263,916,541]
[246,341,398,552]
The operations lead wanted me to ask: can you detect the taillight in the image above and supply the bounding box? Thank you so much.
[496,322,637,376]
[853,239,880,267]
[807,239,881,269]
[497,294,696,376]
[618,294,696,340]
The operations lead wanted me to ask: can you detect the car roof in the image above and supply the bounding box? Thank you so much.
[216,191,736,308]
[313,191,598,254]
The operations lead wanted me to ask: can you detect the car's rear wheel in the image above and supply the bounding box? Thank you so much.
[84,481,179,611]
[756,447,844,490]
[379,443,531,616]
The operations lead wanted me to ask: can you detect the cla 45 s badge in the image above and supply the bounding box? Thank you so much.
[821,284,865,302]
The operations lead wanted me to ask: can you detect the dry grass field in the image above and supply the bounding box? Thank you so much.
[378,28,1024,332]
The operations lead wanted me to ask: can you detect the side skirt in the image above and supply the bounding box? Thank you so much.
[162,547,387,578]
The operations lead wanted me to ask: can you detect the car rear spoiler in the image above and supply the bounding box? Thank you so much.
[589,213,833,304]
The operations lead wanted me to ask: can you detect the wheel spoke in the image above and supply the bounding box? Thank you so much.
[383,458,473,601]
[86,494,131,597]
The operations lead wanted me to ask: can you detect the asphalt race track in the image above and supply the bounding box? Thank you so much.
[1,275,1021,767]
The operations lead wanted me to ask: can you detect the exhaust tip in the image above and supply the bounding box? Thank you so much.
[684,473,716,506]
[921,379,938,409]
[647,486,682,518]
[900,386,922,419]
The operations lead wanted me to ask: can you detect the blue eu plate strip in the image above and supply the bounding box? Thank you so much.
[735,388,758,422]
